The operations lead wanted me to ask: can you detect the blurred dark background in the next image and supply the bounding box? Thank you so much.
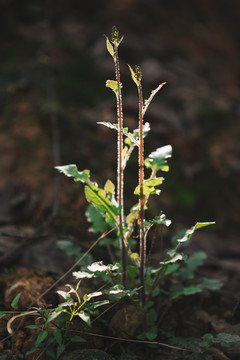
[0,0,240,246]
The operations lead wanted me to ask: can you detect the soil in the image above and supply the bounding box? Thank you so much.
[0,1,240,359]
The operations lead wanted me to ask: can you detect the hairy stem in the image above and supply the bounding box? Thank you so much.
[114,41,126,285]
[138,83,146,307]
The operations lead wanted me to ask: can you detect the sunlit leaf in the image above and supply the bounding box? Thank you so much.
[84,185,118,226]
[56,165,90,184]
[143,82,166,115]
[106,36,115,58]
[145,145,172,172]
[177,222,215,244]
[106,80,120,97]
[72,270,94,279]
[144,214,172,229]
[128,64,140,87]
[79,311,91,327]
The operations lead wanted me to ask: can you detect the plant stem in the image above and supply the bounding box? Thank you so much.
[114,41,126,286]
[138,82,146,308]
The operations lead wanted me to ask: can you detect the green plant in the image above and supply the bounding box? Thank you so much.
[56,27,216,328]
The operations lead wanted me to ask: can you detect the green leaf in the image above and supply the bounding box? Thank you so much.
[177,222,215,244]
[53,328,62,346]
[45,310,62,326]
[172,286,202,299]
[104,179,115,199]
[145,145,172,172]
[143,82,166,115]
[214,333,240,347]
[79,311,91,327]
[73,270,94,279]
[71,335,86,343]
[56,240,81,257]
[11,292,22,310]
[56,165,90,184]
[106,80,120,97]
[199,333,214,347]
[25,324,41,330]
[126,203,138,227]
[84,184,118,226]
[35,330,48,347]
[85,205,108,233]
[106,36,115,58]
[57,344,65,358]
[179,251,207,279]
[134,177,164,196]
[128,64,140,87]
[144,214,172,229]
[98,122,140,146]
[200,277,223,291]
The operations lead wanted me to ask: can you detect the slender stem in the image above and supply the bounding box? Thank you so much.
[114,42,126,285]
[138,83,146,307]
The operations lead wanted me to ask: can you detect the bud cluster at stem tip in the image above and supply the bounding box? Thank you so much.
[111,26,120,43]
[135,65,142,82]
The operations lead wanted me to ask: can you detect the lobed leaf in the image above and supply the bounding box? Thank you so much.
[144,213,171,229]
[56,165,90,184]
[145,145,172,172]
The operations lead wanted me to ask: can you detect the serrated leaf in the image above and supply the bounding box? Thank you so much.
[143,82,166,115]
[145,145,172,172]
[128,64,140,87]
[56,165,90,184]
[106,36,115,58]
